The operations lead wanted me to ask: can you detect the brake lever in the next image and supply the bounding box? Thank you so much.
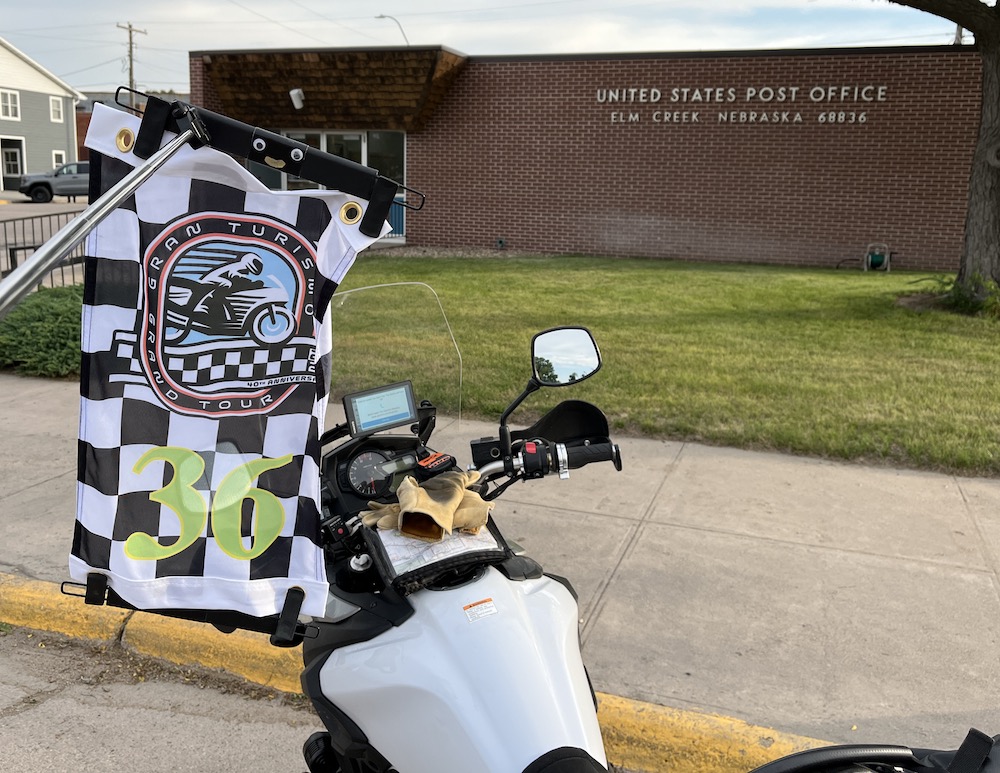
[481,473,523,502]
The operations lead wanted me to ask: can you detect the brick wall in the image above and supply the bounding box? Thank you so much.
[76,111,90,161]
[188,55,224,112]
[406,47,982,271]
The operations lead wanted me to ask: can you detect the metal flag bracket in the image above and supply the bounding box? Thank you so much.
[0,86,425,320]
[116,87,426,214]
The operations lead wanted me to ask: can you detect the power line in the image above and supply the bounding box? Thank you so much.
[222,0,333,45]
[284,0,382,42]
[58,57,125,78]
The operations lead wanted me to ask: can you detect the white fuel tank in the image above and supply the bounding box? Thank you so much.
[317,567,606,773]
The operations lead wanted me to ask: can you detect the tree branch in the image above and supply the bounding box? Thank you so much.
[886,0,998,36]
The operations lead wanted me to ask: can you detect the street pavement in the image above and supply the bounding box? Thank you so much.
[0,190,87,219]
[2,369,1000,765]
[0,623,319,773]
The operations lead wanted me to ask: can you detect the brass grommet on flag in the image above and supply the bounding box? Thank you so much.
[115,128,135,154]
[340,201,363,225]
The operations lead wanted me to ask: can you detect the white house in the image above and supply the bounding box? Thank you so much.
[0,36,85,192]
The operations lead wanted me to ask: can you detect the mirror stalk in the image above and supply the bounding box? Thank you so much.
[499,378,541,464]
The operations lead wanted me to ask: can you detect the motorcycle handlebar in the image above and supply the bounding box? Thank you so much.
[475,439,622,480]
[564,442,622,472]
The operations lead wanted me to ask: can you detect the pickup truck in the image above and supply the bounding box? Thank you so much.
[18,161,89,203]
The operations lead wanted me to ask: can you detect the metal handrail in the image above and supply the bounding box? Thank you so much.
[1,210,86,279]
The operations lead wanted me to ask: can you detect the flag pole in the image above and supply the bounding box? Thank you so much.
[0,123,204,321]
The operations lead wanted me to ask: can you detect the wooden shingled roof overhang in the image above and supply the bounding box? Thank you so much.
[196,46,467,132]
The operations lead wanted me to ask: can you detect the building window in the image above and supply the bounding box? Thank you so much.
[326,133,363,165]
[52,150,66,168]
[2,147,22,176]
[1,90,20,120]
[264,130,405,191]
[50,96,63,123]
[366,132,404,184]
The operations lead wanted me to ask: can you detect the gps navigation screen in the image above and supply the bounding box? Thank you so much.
[344,381,418,436]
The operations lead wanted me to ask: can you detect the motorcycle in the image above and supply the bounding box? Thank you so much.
[298,283,623,773]
[163,266,296,347]
[312,287,1000,773]
[751,727,1000,773]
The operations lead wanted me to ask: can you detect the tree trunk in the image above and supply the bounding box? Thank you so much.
[959,34,1000,289]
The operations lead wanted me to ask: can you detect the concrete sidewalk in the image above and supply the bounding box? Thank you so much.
[2,371,1000,769]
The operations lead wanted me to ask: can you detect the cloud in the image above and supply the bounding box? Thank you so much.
[2,0,961,93]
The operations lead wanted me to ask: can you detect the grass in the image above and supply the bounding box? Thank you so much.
[4,254,999,476]
[334,254,1000,477]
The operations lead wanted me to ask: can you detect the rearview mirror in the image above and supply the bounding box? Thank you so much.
[531,327,601,387]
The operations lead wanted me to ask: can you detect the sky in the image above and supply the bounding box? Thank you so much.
[2,0,967,96]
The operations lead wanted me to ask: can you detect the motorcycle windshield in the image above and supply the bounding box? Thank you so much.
[325,282,463,426]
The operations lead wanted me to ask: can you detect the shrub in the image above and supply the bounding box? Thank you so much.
[0,285,83,377]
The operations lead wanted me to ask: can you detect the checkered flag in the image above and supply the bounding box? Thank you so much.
[71,104,388,618]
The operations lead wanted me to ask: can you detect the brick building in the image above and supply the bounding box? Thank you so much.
[190,44,981,272]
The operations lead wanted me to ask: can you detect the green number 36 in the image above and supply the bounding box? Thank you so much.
[124,447,293,562]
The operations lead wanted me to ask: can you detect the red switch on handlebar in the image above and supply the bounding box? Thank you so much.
[521,440,549,477]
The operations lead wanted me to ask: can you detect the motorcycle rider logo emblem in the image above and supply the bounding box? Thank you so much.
[141,212,318,416]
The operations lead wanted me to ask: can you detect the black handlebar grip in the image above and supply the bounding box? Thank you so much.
[564,442,622,471]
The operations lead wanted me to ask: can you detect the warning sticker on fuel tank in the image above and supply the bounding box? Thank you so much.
[463,598,498,622]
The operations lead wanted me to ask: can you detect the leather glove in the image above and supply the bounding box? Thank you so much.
[453,486,493,536]
[396,469,489,542]
[360,500,401,530]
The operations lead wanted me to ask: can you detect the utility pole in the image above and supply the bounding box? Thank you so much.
[117,22,147,109]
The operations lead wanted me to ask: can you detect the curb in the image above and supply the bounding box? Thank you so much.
[597,695,823,772]
[0,573,825,772]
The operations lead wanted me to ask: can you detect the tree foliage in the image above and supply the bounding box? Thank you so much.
[533,355,558,383]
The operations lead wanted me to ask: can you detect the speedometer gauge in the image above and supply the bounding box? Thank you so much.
[347,450,393,498]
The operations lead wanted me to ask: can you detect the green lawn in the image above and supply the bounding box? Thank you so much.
[334,254,1000,477]
[3,254,997,476]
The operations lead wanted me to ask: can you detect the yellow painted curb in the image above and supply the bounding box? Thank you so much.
[598,693,826,773]
[122,612,303,694]
[0,573,829,772]
[0,572,129,640]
